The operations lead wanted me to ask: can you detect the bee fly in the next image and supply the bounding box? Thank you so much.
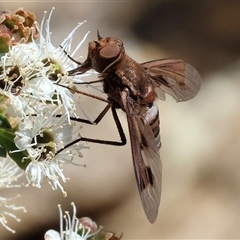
[63,31,202,223]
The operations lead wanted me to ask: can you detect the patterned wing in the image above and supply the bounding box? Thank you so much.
[121,89,162,223]
[142,58,202,102]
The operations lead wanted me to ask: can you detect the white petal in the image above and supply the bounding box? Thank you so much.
[44,230,61,240]
[25,161,44,187]
[14,129,32,150]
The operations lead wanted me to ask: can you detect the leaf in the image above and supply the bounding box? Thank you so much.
[0,125,30,170]
[0,114,12,129]
[0,141,7,157]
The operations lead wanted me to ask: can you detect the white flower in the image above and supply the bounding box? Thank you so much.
[45,202,101,240]
[0,158,26,233]
[13,106,86,196]
[0,7,91,120]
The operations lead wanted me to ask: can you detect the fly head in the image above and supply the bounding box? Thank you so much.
[81,31,125,73]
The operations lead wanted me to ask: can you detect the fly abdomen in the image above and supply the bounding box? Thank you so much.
[143,102,161,149]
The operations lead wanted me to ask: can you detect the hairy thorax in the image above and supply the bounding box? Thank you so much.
[102,54,156,109]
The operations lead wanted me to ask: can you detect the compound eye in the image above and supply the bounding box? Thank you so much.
[92,44,121,72]
[99,44,120,60]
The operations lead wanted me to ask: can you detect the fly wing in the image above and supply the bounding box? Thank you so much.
[121,90,162,223]
[141,58,202,102]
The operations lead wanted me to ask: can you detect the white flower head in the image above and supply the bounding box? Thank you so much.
[45,202,101,240]
[0,7,90,120]
[0,7,91,197]
[13,106,86,196]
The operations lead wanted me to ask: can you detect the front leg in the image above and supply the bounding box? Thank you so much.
[75,79,104,85]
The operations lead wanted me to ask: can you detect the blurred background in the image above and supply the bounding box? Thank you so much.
[1,1,240,239]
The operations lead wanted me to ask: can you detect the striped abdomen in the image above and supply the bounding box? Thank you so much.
[142,102,161,149]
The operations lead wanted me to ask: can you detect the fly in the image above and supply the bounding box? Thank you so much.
[60,31,202,223]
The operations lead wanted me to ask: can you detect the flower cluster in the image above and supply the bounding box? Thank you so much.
[0,8,39,53]
[0,7,92,232]
[45,203,122,240]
